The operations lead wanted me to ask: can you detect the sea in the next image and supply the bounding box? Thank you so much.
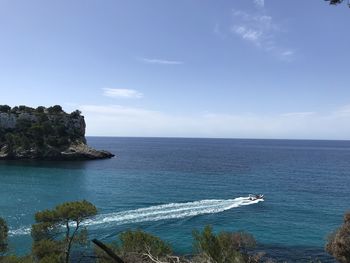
[1,137,349,262]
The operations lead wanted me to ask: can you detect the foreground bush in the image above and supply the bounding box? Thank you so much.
[31,200,97,263]
[2,200,348,262]
[96,229,175,263]
[95,227,266,263]
[119,229,172,257]
[0,217,9,256]
[326,212,350,263]
[193,225,262,263]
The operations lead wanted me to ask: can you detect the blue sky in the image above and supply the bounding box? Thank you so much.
[1,0,350,139]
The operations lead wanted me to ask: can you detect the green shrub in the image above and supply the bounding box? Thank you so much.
[118,229,172,257]
[35,106,45,114]
[47,105,63,114]
[32,200,97,263]
[70,110,81,118]
[0,105,11,113]
[326,212,350,263]
[0,217,9,255]
[193,225,257,263]
[32,239,63,262]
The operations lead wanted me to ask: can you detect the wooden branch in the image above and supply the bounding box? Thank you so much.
[92,238,125,263]
[143,252,167,263]
[142,246,168,263]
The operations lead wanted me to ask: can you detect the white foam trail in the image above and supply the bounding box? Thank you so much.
[9,197,263,236]
[9,226,32,236]
[84,197,263,228]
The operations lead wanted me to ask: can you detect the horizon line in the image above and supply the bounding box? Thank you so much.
[85,135,350,142]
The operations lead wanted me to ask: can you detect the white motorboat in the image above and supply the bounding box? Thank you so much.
[249,194,264,201]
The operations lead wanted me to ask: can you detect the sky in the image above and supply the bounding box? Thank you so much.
[1,0,350,139]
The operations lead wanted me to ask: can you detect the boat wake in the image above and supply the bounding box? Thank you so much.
[9,196,263,236]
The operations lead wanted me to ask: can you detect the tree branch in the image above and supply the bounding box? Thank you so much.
[92,238,125,263]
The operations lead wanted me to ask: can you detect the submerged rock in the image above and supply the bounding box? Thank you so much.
[0,105,115,160]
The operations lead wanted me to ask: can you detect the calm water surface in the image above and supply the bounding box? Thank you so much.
[1,137,349,262]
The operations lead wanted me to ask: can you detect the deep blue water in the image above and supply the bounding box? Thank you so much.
[1,137,349,262]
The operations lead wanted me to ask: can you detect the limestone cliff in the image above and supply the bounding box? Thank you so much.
[0,105,114,160]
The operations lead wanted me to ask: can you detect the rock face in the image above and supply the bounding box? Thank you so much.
[0,105,114,160]
[61,143,115,160]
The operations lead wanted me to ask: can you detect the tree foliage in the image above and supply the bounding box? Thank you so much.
[119,229,172,257]
[0,255,34,263]
[0,217,9,255]
[326,212,350,263]
[0,105,11,113]
[0,105,85,158]
[193,225,258,263]
[32,200,97,263]
[32,239,63,263]
[95,230,173,263]
[325,0,349,6]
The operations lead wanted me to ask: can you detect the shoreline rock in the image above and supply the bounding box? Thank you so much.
[60,142,115,160]
[0,143,115,161]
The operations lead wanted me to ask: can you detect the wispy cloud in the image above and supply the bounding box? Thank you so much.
[231,4,294,60]
[102,88,143,99]
[80,105,156,117]
[231,10,276,47]
[279,50,295,61]
[79,104,350,140]
[140,58,183,65]
[332,105,350,117]
[280,111,315,117]
[214,23,226,39]
[254,0,264,8]
[233,25,263,43]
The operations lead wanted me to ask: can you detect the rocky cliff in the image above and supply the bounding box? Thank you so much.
[0,105,114,160]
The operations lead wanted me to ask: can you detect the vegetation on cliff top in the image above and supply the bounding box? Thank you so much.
[0,105,85,157]
[326,0,349,5]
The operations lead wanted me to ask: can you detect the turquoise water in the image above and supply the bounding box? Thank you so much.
[1,137,349,261]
